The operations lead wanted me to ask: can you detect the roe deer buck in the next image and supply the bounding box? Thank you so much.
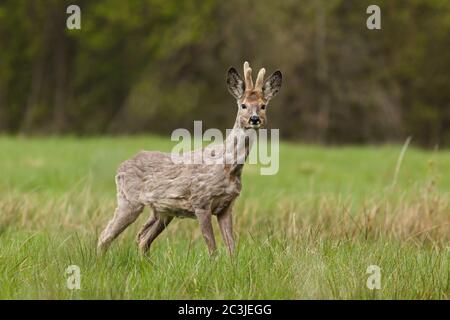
[97,61,282,256]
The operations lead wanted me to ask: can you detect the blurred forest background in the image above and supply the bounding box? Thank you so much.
[0,0,449,147]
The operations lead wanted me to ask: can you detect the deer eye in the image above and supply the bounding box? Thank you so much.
[240,104,247,109]
[261,104,266,110]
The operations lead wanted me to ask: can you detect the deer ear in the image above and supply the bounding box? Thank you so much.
[226,67,245,99]
[263,70,282,100]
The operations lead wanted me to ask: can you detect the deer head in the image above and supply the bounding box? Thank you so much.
[227,61,282,129]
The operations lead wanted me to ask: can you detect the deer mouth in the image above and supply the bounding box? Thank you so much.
[246,124,261,130]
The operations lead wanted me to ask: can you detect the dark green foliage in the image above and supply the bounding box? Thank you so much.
[0,0,449,147]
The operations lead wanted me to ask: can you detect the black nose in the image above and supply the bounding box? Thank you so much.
[249,115,260,124]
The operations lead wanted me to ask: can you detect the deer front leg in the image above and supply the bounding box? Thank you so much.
[195,209,217,256]
[217,206,235,256]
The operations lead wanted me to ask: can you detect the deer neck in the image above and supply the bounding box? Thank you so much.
[222,118,257,176]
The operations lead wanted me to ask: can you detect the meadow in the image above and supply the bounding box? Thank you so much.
[0,136,448,299]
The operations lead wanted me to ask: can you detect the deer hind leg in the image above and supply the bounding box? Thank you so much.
[138,213,173,254]
[136,214,157,244]
[97,197,144,254]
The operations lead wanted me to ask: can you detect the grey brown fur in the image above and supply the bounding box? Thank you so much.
[97,61,282,255]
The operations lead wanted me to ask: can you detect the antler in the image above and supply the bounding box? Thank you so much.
[254,68,266,92]
[243,61,265,92]
[243,61,253,90]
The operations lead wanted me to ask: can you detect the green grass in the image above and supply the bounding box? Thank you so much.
[0,136,449,299]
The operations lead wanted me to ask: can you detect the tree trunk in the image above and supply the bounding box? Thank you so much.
[52,9,69,133]
[314,0,330,143]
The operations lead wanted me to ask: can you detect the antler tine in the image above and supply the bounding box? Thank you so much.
[243,61,254,90]
[254,68,266,92]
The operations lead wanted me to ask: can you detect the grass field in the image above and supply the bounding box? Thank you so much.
[0,136,449,299]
